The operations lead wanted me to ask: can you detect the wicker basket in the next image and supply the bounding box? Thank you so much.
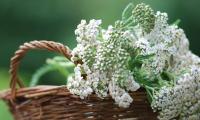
[0,40,157,120]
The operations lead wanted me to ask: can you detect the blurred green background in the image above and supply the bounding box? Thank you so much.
[0,0,199,119]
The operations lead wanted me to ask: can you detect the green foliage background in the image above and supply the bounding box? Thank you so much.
[0,0,199,119]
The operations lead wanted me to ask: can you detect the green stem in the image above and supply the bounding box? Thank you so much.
[122,16,134,27]
[30,65,55,87]
[145,86,154,103]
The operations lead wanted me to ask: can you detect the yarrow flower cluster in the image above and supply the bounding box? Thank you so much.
[66,3,200,119]
[151,66,200,120]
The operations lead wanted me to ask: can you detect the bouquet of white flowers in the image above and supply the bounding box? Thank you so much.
[33,3,200,120]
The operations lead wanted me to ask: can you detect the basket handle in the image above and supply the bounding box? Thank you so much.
[9,40,73,98]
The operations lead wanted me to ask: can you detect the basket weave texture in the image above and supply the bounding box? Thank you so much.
[0,40,157,120]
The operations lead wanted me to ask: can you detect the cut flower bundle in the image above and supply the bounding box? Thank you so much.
[34,3,200,120]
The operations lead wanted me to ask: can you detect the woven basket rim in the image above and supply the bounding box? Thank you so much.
[0,85,69,100]
[0,85,147,101]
